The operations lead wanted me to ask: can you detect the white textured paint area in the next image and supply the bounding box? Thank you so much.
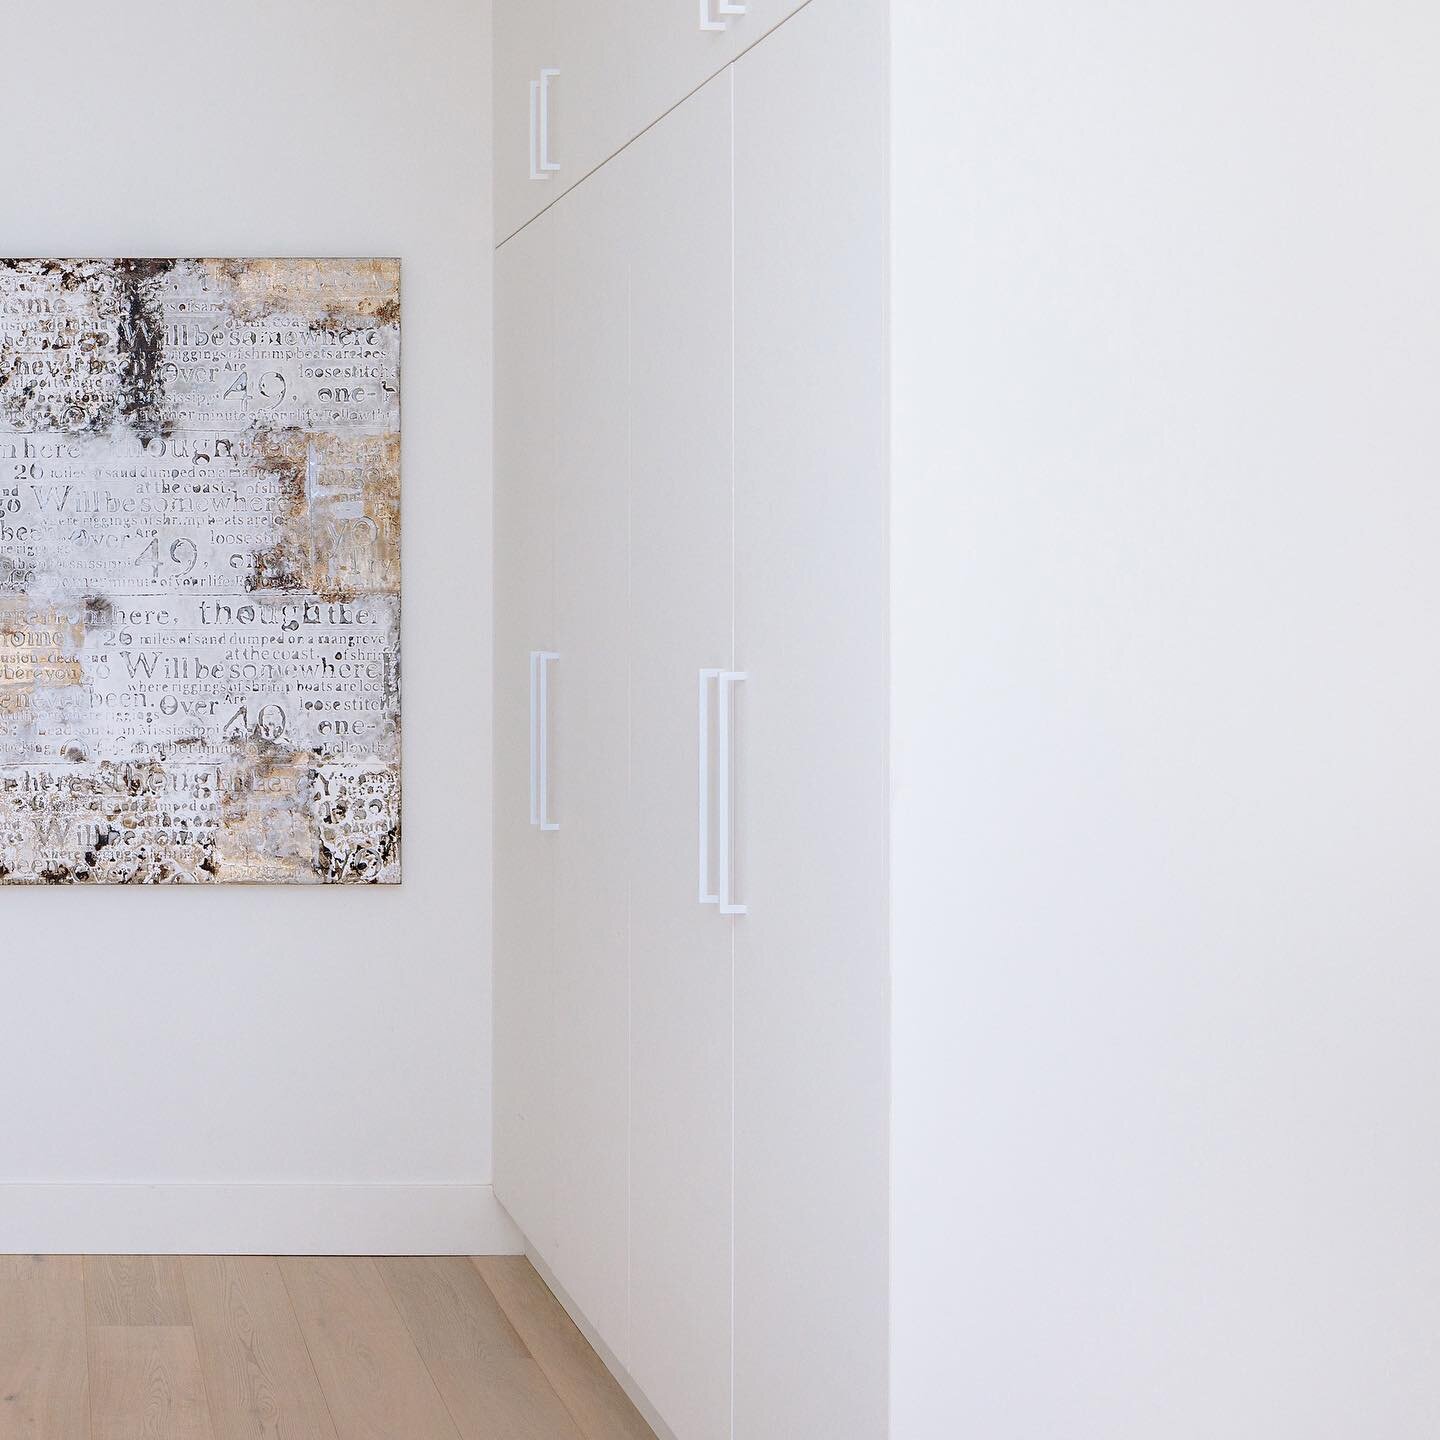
[893,2,1440,1436]
[0,0,493,1235]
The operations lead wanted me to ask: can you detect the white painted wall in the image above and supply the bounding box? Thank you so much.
[0,0,511,1252]
[893,2,1440,1434]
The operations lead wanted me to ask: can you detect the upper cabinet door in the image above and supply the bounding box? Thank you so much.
[625,70,735,1440]
[495,0,559,244]
[732,2,889,1438]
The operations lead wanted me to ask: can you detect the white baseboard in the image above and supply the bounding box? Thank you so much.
[0,1183,525,1255]
[526,1245,680,1440]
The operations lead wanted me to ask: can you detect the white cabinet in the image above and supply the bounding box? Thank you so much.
[493,207,557,1261]
[494,4,887,1438]
[493,157,633,1367]
[550,157,634,1358]
[625,70,736,1440]
[495,0,812,244]
[731,4,888,1437]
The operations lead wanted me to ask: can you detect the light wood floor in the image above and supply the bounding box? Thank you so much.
[0,1255,656,1440]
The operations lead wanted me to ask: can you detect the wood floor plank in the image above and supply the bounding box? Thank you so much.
[89,1327,213,1440]
[277,1258,459,1440]
[181,1257,337,1440]
[377,1256,583,1440]
[473,1259,654,1440]
[0,1255,90,1440]
[85,1258,191,1327]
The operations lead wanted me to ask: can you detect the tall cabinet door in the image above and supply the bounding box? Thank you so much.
[732,3,889,1439]
[625,71,736,1440]
[493,209,558,1259]
[550,159,634,1359]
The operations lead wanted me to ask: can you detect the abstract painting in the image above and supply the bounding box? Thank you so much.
[0,258,401,882]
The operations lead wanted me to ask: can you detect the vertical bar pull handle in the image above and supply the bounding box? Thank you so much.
[538,651,559,831]
[699,0,725,30]
[528,80,543,180]
[539,69,560,172]
[700,668,747,912]
[718,670,747,916]
[529,651,541,825]
[699,669,721,904]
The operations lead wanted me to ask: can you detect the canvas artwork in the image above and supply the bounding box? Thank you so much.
[0,258,401,883]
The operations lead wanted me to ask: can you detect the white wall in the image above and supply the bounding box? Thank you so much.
[893,2,1440,1434]
[0,0,512,1253]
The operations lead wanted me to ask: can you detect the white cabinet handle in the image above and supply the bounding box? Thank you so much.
[529,69,560,179]
[530,651,541,823]
[698,668,746,914]
[539,651,559,831]
[698,669,720,903]
[539,68,560,172]
[530,651,560,831]
[529,81,543,180]
[717,670,747,914]
[700,0,746,28]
